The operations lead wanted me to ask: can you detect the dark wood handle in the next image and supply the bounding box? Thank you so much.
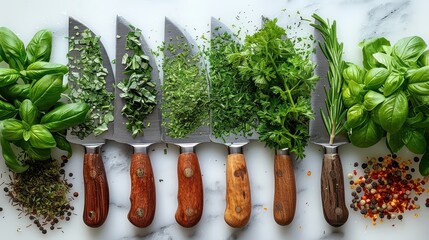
[321,153,349,227]
[273,154,296,225]
[175,152,203,228]
[224,153,251,228]
[128,153,156,228]
[83,153,109,227]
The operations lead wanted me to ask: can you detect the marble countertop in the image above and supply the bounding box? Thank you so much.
[1,0,429,239]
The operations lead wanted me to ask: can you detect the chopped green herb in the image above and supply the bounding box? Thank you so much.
[117,25,157,138]
[67,28,114,139]
[161,38,209,138]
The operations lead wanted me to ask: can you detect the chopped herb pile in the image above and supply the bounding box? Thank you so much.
[68,27,114,138]
[207,28,257,139]
[161,38,209,139]
[5,155,77,234]
[349,154,426,225]
[228,18,318,158]
[117,26,157,138]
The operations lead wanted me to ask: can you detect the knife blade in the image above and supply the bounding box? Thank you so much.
[209,17,252,228]
[114,16,160,228]
[309,18,349,227]
[67,17,113,228]
[162,17,209,228]
[259,16,297,226]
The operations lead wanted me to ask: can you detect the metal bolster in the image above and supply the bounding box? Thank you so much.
[132,144,151,154]
[228,146,243,154]
[180,146,194,153]
[276,148,289,155]
[323,145,338,154]
[84,144,103,154]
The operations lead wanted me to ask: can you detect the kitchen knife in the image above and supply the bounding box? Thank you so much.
[209,17,252,228]
[114,16,160,228]
[163,17,209,228]
[309,19,349,227]
[67,17,113,228]
[260,16,297,226]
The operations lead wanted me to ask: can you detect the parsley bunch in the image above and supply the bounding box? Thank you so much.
[207,31,258,139]
[228,19,318,158]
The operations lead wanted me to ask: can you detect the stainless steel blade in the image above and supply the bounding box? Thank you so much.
[162,17,210,147]
[67,17,115,147]
[113,16,162,150]
[309,22,348,147]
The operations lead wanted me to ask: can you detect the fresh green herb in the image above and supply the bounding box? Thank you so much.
[228,18,318,158]
[206,30,257,139]
[161,37,209,138]
[68,28,114,138]
[312,14,347,145]
[0,27,89,173]
[117,25,157,138]
[6,155,76,234]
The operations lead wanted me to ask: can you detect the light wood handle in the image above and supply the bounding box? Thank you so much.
[224,153,251,228]
[321,153,348,227]
[128,153,156,228]
[273,154,296,225]
[83,153,109,227]
[175,152,203,228]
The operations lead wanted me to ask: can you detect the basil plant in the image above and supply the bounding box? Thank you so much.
[342,36,429,175]
[0,27,89,173]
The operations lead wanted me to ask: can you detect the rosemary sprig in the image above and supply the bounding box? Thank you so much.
[311,14,347,145]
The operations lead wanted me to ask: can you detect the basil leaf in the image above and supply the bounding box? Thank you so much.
[29,74,63,110]
[16,139,51,161]
[0,27,27,70]
[348,80,364,96]
[383,72,404,96]
[402,128,426,154]
[0,137,28,172]
[360,37,390,70]
[419,151,429,176]
[0,83,30,102]
[342,86,362,108]
[19,99,38,125]
[53,133,72,157]
[378,91,408,133]
[386,131,404,153]
[373,52,392,68]
[346,104,367,129]
[407,112,424,125]
[22,62,68,80]
[407,66,429,95]
[371,104,382,125]
[418,49,429,66]
[1,119,24,140]
[0,100,17,120]
[40,102,89,132]
[29,124,56,149]
[393,36,427,62]
[363,67,389,90]
[363,90,385,111]
[0,68,20,87]
[349,118,384,148]
[26,29,52,64]
[343,63,364,83]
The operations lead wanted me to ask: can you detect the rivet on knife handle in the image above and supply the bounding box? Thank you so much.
[128,152,156,227]
[321,148,348,227]
[83,149,109,227]
[175,152,203,227]
[224,153,251,228]
[273,149,296,225]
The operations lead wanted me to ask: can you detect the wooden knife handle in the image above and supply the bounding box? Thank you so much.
[175,152,203,228]
[224,153,251,228]
[273,154,296,225]
[128,153,156,228]
[321,153,349,227]
[83,153,109,227]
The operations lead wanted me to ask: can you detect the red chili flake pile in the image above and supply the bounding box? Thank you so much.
[349,154,426,225]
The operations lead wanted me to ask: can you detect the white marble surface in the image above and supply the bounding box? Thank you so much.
[1,0,429,239]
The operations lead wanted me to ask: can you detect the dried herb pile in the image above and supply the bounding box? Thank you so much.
[207,27,258,139]
[68,27,114,138]
[162,38,209,138]
[4,156,77,234]
[227,18,318,158]
[118,25,157,138]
